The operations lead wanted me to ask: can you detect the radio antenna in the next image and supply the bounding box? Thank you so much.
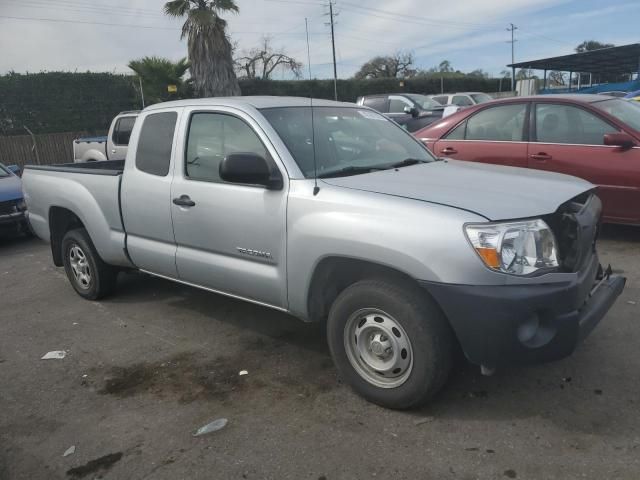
[305,18,320,196]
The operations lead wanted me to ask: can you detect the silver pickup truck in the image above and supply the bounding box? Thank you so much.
[73,111,138,163]
[23,96,625,409]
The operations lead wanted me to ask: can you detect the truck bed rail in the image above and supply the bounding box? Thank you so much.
[24,160,124,176]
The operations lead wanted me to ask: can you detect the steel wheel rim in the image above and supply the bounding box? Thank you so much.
[69,244,92,290]
[344,308,413,388]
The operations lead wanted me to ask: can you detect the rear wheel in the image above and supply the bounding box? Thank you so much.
[327,279,453,409]
[62,228,117,300]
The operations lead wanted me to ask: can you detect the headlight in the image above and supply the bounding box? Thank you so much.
[16,199,27,211]
[465,219,559,275]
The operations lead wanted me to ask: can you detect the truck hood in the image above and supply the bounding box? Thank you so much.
[0,175,23,202]
[322,159,593,221]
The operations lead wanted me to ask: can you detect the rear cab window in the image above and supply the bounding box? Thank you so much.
[363,97,389,113]
[112,116,136,146]
[135,112,178,176]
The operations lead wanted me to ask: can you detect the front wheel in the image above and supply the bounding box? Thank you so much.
[327,279,453,409]
[62,228,117,300]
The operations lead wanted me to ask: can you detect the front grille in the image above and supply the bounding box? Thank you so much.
[545,192,601,273]
[0,200,18,216]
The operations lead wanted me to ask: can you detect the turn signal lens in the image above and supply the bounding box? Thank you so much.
[475,247,500,268]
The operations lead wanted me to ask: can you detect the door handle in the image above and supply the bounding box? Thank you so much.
[530,153,552,161]
[173,195,196,207]
[111,149,116,154]
[440,147,458,155]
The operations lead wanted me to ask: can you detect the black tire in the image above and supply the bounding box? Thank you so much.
[61,228,117,300]
[327,279,453,409]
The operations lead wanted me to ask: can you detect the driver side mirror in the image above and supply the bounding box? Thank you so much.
[403,105,419,118]
[7,165,21,176]
[604,132,635,149]
[219,153,283,190]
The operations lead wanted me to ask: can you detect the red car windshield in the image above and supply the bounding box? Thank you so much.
[593,98,640,131]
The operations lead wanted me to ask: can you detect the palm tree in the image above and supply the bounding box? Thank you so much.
[164,0,241,97]
[128,56,191,104]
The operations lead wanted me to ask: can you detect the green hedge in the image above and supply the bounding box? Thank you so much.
[0,72,138,136]
[0,72,502,135]
[239,77,503,102]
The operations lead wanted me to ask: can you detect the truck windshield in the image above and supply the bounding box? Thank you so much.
[471,93,492,104]
[593,98,640,131]
[406,94,442,110]
[0,164,9,177]
[261,106,435,178]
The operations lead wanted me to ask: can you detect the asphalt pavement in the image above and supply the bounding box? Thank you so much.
[1,226,639,480]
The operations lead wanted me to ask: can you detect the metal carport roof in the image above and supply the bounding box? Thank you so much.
[508,43,640,74]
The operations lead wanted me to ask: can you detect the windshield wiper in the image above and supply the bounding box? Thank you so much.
[387,158,429,169]
[318,166,386,179]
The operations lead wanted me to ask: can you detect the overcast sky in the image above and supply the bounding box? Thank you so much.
[0,0,638,78]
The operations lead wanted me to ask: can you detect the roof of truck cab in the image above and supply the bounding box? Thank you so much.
[144,96,357,111]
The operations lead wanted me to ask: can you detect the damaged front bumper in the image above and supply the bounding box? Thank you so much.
[423,192,626,368]
[421,257,625,368]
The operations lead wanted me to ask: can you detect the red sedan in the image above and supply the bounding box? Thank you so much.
[415,94,640,225]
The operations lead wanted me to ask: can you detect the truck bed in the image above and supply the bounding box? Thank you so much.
[22,161,131,268]
[25,159,125,176]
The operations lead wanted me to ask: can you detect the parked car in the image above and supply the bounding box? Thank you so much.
[415,94,640,225]
[596,91,628,98]
[23,96,625,409]
[0,163,29,236]
[429,92,493,107]
[356,94,459,132]
[624,89,640,102]
[73,111,139,162]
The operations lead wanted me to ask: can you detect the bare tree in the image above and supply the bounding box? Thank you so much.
[548,71,566,86]
[354,52,416,79]
[235,37,302,80]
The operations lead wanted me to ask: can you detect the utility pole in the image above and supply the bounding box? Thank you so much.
[507,23,518,92]
[327,1,338,101]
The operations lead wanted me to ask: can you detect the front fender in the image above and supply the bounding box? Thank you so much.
[285,181,491,319]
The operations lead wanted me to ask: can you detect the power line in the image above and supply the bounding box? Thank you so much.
[339,2,505,29]
[0,14,326,37]
[263,0,325,6]
[4,0,166,18]
[0,14,181,30]
[517,28,574,47]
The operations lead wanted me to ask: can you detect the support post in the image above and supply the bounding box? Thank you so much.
[543,69,547,90]
[568,71,572,91]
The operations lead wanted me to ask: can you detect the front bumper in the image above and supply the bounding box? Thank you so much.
[0,210,28,234]
[421,254,626,368]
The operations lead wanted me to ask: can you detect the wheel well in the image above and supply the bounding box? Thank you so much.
[307,257,420,322]
[49,207,85,266]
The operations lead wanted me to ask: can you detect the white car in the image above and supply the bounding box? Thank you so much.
[429,92,493,107]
